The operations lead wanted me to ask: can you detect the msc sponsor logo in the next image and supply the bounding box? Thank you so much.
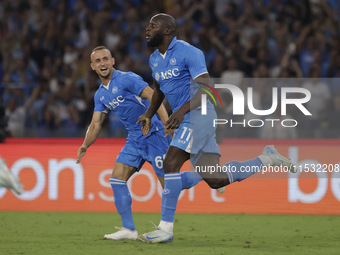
[155,68,180,81]
[105,95,125,110]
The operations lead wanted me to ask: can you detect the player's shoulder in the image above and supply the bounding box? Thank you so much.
[175,40,202,53]
[118,70,140,78]
[176,39,192,48]
[116,70,142,81]
[94,87,103,101]
[149,49,159,61]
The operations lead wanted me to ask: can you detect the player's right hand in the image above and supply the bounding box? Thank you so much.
[136,114,151,135]
[165,109,185,129]
[76,145,87,163]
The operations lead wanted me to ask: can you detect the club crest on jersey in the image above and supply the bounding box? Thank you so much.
[100,96,104,101]
[153,63,158,67]
[112,86,118,94]
[170,58,176,65]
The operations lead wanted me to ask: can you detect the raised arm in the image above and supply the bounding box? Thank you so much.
[76,111,106,163]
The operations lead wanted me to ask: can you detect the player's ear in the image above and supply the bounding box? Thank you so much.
[164,27,171,35]
[90,62,95,71]
[112,57,115,66]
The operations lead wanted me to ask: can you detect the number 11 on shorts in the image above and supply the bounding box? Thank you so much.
[180,127,193,142]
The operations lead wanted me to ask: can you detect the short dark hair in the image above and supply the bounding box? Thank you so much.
[90,46,112,62]
[91,45,109,54]
[152,13,176,36]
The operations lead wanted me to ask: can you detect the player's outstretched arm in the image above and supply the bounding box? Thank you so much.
[76,111,105,163]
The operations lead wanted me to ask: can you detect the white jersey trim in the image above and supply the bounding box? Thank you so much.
[159,51,167,59]
[185,136,193,153]
[192,72,208,80]
[102,80,111,90]
[134,95,146,107]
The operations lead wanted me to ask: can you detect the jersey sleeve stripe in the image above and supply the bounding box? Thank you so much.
[192,72,208,80]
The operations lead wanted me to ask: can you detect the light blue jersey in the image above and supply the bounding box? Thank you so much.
[94,69,163,139]
[149,37,220,164]
[94,69,169,176]
[149,37,208,119]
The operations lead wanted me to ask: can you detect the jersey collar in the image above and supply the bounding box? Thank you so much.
[111,68,118,79]
[157,37,177,59]
[168,37,177,50]
[101,69,118,89]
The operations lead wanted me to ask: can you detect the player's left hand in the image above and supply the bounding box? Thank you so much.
[76,145,87,163]
[137,114,152,135]
[165,109,185,129]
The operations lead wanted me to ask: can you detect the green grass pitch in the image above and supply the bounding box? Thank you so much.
[1,212,339,255]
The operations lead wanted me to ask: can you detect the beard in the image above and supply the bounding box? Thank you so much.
[147,31,164,48]
[97,69,112,80]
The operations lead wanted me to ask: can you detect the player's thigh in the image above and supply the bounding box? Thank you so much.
[161,122,192,173]
[196,153,221,178]
[189,107,220,156]
[157,176,164,188]
[170,121,193,154]
[196,153,229,188]
[143,131,170,178]
[163,145,190,173]
[111,162,137,181]
[115,139,145,180]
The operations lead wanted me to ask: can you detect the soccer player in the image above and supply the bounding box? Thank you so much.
[137,14,295,244]
[76,46,205,240]
[0,157,23,195]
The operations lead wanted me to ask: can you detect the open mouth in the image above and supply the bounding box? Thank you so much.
[101,67,108,72]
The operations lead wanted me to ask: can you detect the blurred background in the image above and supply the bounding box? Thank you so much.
[1,3,340,249]
[1,0,340,141]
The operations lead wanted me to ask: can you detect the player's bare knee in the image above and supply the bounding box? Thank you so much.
[111,163,136,181]
[111,171,125,180]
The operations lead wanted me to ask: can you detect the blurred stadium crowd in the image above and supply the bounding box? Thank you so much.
[1,0,340,141]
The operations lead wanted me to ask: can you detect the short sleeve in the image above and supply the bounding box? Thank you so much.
[93,91,108,113]
[125,72,148,96]
[184,46,208,79]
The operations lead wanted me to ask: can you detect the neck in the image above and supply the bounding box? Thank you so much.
[158,36,174,54]
[101,78,111,87]
[101,70,113,86]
